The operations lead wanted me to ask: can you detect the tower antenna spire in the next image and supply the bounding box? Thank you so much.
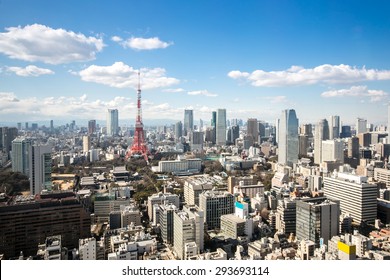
[125,70,149,162]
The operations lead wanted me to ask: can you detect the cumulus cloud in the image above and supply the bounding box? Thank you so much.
[163,88,186,93]
[78,62,179,89]
[321,85,388,102]
[6,65,54,77]
[119,36,172,50]
[111,36,123,42]
[0,92,19,102]
[228,64,390,87]
[187,90,218,97]
[0,24,104,64]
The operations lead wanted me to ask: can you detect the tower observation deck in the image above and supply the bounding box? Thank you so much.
[125,72,149,162]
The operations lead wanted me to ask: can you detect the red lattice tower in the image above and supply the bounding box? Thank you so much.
[126,72,149,162]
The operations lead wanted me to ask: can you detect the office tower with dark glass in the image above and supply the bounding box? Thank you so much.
[175,121,183,141]
[278,109,299,167]
[88,120,96,134]
[184,109,194,136]
[247,118,259,144]
[296,197,339,247]
[107,109,119,136]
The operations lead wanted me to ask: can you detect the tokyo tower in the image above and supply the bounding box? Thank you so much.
[125,72,149,161]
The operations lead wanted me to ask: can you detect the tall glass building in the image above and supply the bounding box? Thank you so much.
[184,109,193,136]
[107,109,119,136]
[278,109,299,167]
[216,109,227,145]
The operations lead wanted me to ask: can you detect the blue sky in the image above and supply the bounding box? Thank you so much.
[1,0,390,126]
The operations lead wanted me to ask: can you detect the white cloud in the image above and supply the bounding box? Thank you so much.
[111,36,123,42]
[120,37,172,50]
[187,90,218,97]
[321,85,388,102]
[6,65,54,77]
[163,88,186,93]
[228,64,390,87]
[0,24,104,64]
[78,62,180,89]
[0,92,19,102]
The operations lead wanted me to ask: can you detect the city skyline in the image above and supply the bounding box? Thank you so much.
[1,1,390,124]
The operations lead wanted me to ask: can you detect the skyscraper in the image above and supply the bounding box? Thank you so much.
[314,119,330,164]
[388,105,390,143]
[11,137,32,176]
[88,120,96,135]
[175,121,183,141]
[83,135,91,154]
[321,139,344,163]
[107,109,119,136]
[216,109,227,145]
[356,118,367,135]
[227,125,239,145]
[211,111,217,128]
[29,144,52,195]
[0,127,18,158]
[247,118,259,144]
[329,115,340,139]
[184,109,194,136]
[278,109,299,167]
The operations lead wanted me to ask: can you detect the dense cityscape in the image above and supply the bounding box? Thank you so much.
[0,103,390,260]
[1,1,390,264]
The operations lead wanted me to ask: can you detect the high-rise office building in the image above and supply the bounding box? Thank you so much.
[356,118,367,135]
[388,105,390,143]
[300,124,313,137]
[11,137,32,176]
[88,120,96,135]
[83,135,91,154]
[184,109,194,136]
[107,109,119,136]
[329,115,340,139]
[247,118,259,144]
[199,190,234,230]
[211,111,217,143]
[296,197,339,247]
[216,109,227,145]
[258,121,266,140]
[314,119,330,164]
[29,144,52,195]
[348,136,360,159]
[278,109,299,167]
[190,131,204,152]
[340,125,352,138]
[50,120,54,132]
[175,121,183,141]
[298,134,309,157]
[173,205,204,260]
[0,127,18,157]
[159,204,177,245]
[227,125,239,145]
[323,172,377,224]
[321,139,344,163]
[275,198,296,235]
